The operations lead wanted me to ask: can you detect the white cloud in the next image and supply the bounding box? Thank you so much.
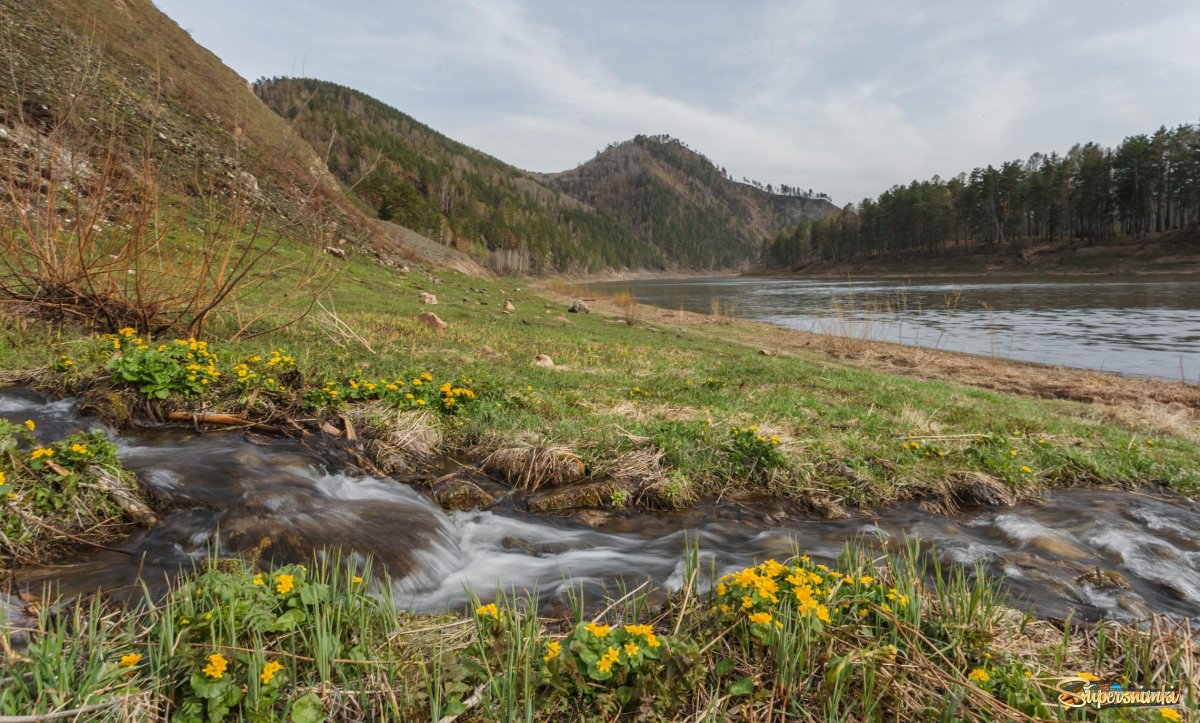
[156,0,1200,204]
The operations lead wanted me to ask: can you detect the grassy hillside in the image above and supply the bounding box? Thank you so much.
[546,135,839,269]
[0,0,487,275]
[255,78,665,274]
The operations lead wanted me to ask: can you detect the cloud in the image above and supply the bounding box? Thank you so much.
[156,0,1200,204]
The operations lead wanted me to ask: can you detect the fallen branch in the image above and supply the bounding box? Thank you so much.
[166,411,280,434]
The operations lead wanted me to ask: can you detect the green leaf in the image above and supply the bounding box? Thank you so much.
[715,658,734,675]
[289,693,325,723]
[441,697,466,717]
[730,677,755,696]
[266,607,308,632]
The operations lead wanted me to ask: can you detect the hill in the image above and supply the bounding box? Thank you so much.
[0,0,486,275]
[544,135,839,269]
[254,78,664,274]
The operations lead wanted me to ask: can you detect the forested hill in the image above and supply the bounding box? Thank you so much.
[545,135,838,269]
[764,124,1200,270]
[256,78,664,274]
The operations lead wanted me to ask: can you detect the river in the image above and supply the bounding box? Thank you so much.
[4,388,1200,624]
[585,274,1200,381]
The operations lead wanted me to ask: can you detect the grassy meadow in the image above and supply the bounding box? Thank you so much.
[2,238,1199,720]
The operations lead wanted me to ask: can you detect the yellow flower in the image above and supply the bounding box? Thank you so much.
[543,640,561,662]
[202,653,228,679]
[1158,708,1180,721]
[1145,439,1155,446]
[748,611,772,624]
[967,668,989,683]
[260,660,284,685]
[584,622,610,638]
[274,574,294,595]
[475,603,502,620]
[23,419,34,431]
[858,576,874,585]
[1009,449,1018,456]
[624,641,639,657]
[352,575,364,584]
[118,653,142,668]
[416,399,426,405]
[30,447,54,460]
[70,443,90,455]
[596,646,620,674]
[1078,672,1100,681]
[421,372,433,381]
[623,624,661,647]
[252,574,264,586]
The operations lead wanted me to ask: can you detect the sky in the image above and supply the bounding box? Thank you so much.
[156,0,1200,206]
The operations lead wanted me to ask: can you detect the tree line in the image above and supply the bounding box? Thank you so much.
[764,123,1200,266]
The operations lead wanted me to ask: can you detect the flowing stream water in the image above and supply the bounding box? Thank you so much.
[584,274,1200,381]
[4,389,1200,623]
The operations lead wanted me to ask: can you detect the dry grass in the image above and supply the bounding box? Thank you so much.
[481,445,586,491]
[346,401,442,474]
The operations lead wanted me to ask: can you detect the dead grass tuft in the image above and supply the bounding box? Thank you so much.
[347,401,442,474]
[482,445,586,491]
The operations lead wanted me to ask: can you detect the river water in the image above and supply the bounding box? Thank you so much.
[4,389,1200,624]
[585,274,1200,381]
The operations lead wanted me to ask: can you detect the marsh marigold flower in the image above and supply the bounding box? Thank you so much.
[596,646,620,673]
[24,420,34,431]
[202,653,228,680]
[584,622,610,638]
[748,611,773,624]
[967,668,989,683]
[475,603,501,621]
[119,653,142,668]
[543,641,561,662]
[260,660,284,685]
[274,574,294,595]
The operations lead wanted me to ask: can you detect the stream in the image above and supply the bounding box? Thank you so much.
[4,388,1200,623]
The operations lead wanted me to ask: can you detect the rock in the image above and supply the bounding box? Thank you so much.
[572,509,611,527]
[323,246,346,259]
[433,477,497,511]
[568,300,591,314]
[555,315,569,323]
[503,299,516,312]
[528,480,623,513]
[418,292,438,305]
[417,312,448,330]
[534,354,554,368]
[758,349,773,356]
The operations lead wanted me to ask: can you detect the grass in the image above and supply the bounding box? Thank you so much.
[0,543,1192,721]
[2,240,1198,516]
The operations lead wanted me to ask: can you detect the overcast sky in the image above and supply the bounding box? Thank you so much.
[156,0,1200,205]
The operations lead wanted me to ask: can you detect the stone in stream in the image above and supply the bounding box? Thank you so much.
[432,477,497,511]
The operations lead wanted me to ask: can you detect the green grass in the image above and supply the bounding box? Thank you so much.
[3,239,1197,513]
[1,544,1192,721]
